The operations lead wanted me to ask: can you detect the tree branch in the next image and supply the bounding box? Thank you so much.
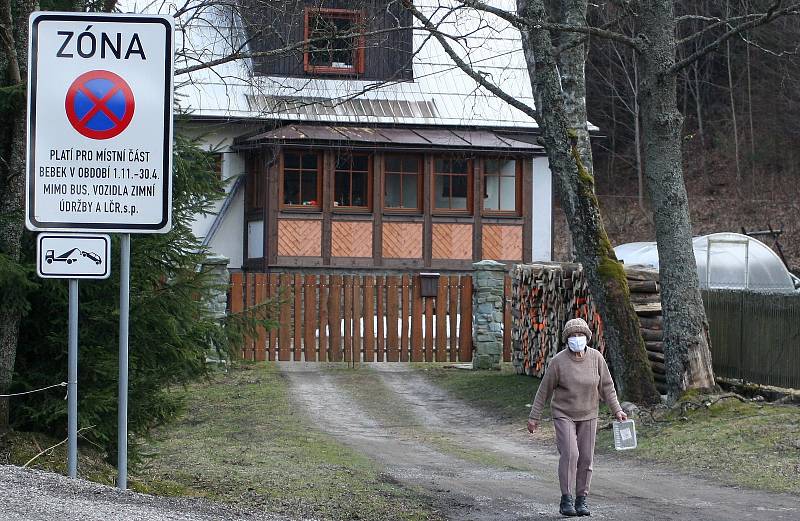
[670,2,800,74]
[456,0,642,49]
[403,0,539,121]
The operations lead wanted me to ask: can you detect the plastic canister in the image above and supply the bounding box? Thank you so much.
[613,419,637,450]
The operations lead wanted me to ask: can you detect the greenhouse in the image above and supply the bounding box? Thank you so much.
[614,232,799,293]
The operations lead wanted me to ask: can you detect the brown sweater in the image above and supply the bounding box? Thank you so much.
[529,348,623,422]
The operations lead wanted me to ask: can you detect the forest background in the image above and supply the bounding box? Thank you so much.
[569,1,800,270]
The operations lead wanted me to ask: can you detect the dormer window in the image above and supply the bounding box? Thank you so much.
[304,8,366,75]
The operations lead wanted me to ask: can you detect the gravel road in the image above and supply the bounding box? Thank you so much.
[0,465,297,521]
[283,363,800,521]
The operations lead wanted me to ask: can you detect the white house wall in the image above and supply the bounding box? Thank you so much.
[179,122,256,267]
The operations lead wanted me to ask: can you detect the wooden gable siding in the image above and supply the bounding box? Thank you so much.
[238,0,413,81]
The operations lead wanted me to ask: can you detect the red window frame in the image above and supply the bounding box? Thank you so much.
[383,154,423,213]
[303,8,366,75]
[482,157,522,216]
[432,156,473,214]
[333,152,372,211]
[280,151,322,210]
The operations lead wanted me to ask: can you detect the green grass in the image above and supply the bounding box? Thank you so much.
[414,363,542,423]
[137,363,443,521]
[417,365,800,494]
[606,398,800,494]
[1,430,118,486]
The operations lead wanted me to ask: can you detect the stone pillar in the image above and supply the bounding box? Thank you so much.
[472,260,506,370]
[202,255,231,319]
[202,255,230,367]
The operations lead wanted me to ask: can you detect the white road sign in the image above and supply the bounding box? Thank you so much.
[26,12,174,233]
[37,233,111,279]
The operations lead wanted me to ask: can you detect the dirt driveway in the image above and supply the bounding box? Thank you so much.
[282,363,800,521]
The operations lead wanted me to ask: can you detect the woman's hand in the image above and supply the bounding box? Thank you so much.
[527,419,538,433]
[615,410,628,422]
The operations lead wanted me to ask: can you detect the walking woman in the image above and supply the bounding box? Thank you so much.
[527,318,627,517]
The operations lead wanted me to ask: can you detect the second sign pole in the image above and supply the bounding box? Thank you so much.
[118,234,131,489]
[67,278,78,478]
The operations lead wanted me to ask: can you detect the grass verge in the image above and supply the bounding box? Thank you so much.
[137,363,443,521]
[418,364,800,494]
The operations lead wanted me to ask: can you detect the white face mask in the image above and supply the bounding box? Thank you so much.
[568,335,587,352]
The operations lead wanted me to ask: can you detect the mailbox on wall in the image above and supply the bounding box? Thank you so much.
[419,272,440,297]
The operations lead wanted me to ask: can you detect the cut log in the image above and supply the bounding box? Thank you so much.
[650,361,666,374]
[633,302,662,316]
[641,328,663,342]
[638,316,663,330]
[653,372,667,383]
[646,341,664,353]
[630,293,661,305]
[647,351,665,363]
[625,267,660,282]
[628,280,660,293]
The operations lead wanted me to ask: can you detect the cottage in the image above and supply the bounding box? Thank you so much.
[129,0,555,271]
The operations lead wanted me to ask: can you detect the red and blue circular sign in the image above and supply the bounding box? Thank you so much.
[65,70,135,140]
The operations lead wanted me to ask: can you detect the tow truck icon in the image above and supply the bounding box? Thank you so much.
[45,248,102,265]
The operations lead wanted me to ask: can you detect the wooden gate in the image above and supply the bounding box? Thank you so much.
[229,273,475,362]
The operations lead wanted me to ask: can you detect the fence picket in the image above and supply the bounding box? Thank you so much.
[344,276,353,363]
[255,273,267,361]
[376,276,386,362]
[411,275,423,362]
[329,275,342,362]
[387,276,400,362]
[268,274,278,360]
[353,276,362,363]
[424,296,434,362]
[278,274,291,361]
[363,276,375,362]
[435,277,447,362]
[293,274,302,361]
[318,275,329,362]
[401,275,410,362]
[245,273,256,361]
[304,275,317,362]
[449,276,458,362]
[230,273,244,359]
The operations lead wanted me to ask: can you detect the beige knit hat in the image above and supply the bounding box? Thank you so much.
[562,317,592,343]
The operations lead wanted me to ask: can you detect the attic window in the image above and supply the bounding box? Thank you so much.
[304,8,365,75]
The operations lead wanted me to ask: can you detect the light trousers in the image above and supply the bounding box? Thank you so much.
[553,417,598,497]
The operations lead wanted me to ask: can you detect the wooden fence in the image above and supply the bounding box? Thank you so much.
[230,272,491,363]
[703,290,800,389]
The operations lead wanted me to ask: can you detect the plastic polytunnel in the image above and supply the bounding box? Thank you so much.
[614,232,799,293]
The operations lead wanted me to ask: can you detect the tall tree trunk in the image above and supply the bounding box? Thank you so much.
[519,0,660,404]
[0,0,36,431]
[726,1,741,190]
[638,0,715,402]
[557,0,593,175]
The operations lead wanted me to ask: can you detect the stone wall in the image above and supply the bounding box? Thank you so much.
[471,260,507,369]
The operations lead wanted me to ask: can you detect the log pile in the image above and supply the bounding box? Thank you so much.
[511,263,605,377]
[626,266,667,394]
[511,263,666,394]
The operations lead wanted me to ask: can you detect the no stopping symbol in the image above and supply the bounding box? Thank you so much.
[65,70,135,140]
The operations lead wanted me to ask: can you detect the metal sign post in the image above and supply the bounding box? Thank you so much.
[117,234,130,489]
[36,233,111,478]
[27,12,174,488]
[67,278,78,478]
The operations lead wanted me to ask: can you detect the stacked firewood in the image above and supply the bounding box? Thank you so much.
[512,264,666,394]
[511,263,605,377]
[626,266,667,394]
